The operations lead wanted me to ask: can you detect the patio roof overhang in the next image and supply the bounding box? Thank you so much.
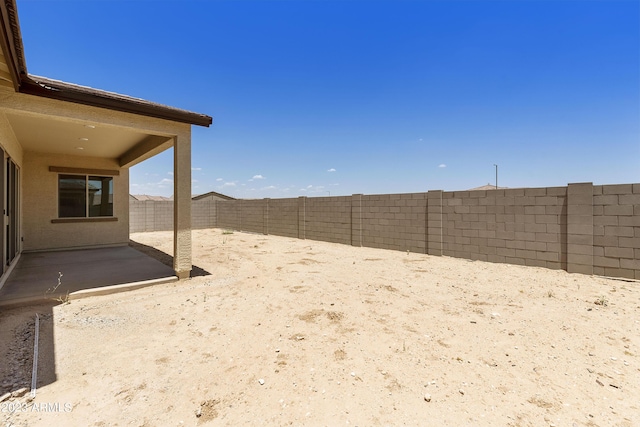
[20,75,213,128]
[0,0,208,279]
[0,0,212,129]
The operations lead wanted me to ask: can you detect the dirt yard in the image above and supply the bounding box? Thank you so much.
[1,228,638,426]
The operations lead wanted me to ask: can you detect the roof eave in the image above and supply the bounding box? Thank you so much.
[0,0,27,91]
[0,1,212,128]
[20,76,213,127]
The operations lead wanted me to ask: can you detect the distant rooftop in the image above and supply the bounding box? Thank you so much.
[192,191,235,201]
[468,184,509,191]
[130,194,173,202]
[130,191,235,202]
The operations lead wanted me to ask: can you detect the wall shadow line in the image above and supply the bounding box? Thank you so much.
[128,240,211,278]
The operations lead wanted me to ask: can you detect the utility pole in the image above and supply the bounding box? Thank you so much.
[494,164,498,189]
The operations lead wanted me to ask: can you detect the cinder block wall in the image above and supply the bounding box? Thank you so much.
[267,198,299,238]
[305,196,352,245]
[441,187,567,270]
[192,199,217,230]
[216,199,241,231]
[130,199,215,232]
[130,182,640,279]
[592,184,640,278]
[130,200,174,233]
[241,199,267,234]
[130,199,146,232]
[361,193,427,253]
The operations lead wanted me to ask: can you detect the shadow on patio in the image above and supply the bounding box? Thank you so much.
[0,245,188,308]
[0,243,212,397]
[128,240,212,278]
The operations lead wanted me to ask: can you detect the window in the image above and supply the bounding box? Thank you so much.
[58,174,113,218]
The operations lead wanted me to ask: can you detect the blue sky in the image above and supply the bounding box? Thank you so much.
[18,0,639,198]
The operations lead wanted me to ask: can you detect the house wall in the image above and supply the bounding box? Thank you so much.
[0,111,24,267]
[0,112,24,165]
[22,151,129,251]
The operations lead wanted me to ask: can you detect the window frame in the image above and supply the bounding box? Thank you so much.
[57,173,114,219]
[50,166,120,224]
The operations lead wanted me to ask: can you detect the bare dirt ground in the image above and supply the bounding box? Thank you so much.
[1,228,639,427]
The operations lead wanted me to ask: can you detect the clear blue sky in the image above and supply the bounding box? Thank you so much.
[18,0,640,198]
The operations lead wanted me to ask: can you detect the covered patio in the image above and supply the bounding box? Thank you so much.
[0,0,212,307]
[0,245,177,308]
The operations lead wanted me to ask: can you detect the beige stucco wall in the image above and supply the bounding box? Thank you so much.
[0,111,24,165]
[0,111,24,262]
[0,86,196,276]
[22,151,129,251]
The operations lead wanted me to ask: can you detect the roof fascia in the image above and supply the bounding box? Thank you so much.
[20,76,213,127]
[0,0,26,90]
[1,0,212,127]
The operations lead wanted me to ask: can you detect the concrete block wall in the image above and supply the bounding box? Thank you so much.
[304,196,352,245]
[130,200,146,232]
[267,198,299,238]
[441,187,567,270]
[131,199,217,232]
[593,184,640,279]
[361,193,427,253]
[241,199,267,234]
[352,194,363,247]
[129,182,640,280]
[567,183,592,274]
[192,199,217,230]
[154,201,174,232]
[216,199,241,231]
[426,191,443,256]
[130,200,174,233]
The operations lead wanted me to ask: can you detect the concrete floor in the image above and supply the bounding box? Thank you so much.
[0,246,178,307]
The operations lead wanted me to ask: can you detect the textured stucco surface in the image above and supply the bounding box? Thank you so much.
[173,132,192,278]
[0,111,24,165]
[22,152,129,251]
[0,85,195,278]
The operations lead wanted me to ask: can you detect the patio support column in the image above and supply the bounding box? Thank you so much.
[173,130,192,279]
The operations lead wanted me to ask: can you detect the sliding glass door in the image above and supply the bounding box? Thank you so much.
[4,155,18,268]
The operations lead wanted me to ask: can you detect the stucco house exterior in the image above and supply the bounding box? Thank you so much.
[0,0,212,285]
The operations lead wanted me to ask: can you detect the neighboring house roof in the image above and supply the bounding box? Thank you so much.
[131,191,235,202]
[0,0,212,127]
[468,184,509,191]
[130,194,174,202]
[192,191,236,201]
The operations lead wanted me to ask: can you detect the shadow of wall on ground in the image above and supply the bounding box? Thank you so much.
[0,301,58,395]
[128,241,211,278]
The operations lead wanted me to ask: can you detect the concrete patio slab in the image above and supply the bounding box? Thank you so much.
[0,246,177,308]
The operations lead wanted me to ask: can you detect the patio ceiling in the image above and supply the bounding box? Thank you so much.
[5,111,169,159]
[0,0,209,165]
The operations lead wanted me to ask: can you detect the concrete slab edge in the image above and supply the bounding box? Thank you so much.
[0,276,179,309]
[68,276,179,300]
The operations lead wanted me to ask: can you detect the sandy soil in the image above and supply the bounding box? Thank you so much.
[1,228,638,427]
